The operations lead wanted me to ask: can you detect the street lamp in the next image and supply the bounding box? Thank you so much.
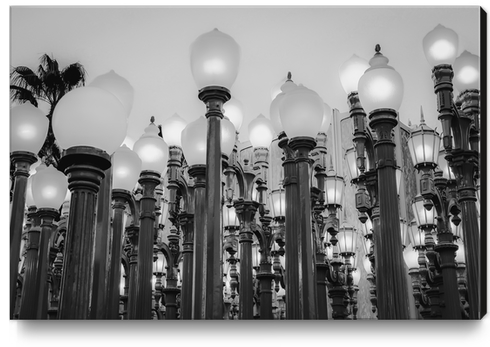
[423,24,481,319]
[131,117,168,319]
[9,103,48,318]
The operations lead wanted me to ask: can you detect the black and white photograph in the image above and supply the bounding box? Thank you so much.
[6,2,487,345]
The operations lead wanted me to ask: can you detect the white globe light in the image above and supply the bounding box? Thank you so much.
[423,24,459,67]
[223,97,244,132]
[248,114,274,148]
[112,144,142,191]
[181,116,207,166]
[31,164,68,209]
[89,70,134,117]
[160,113,188,147]
[339,54,370,95]
[10,103,49,153]
[133,120,169,174]
[190,28,241,90]
[453,50,480,92]
[221,116,236,158]
[52,86,127,155]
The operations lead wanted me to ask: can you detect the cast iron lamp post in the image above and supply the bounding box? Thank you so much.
[18,164,67,319]
[131,117,169,319]
[51,82,128,319]
[190,28,240,319]
[407,113,463,319]
[343,44,411,319]
[10,103,48,319]
[107,144,142,319]
[422,24,481,319]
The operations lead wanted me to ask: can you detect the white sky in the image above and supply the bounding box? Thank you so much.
[9,5,481,145]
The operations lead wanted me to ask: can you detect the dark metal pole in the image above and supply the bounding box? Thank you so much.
[289,137,318,320]
[126,225,139,319]
[134,170,161,319]
[198,86,230,319]
[179,212,194,319]
[10,151,38,319]
[368,109,410,319]
[58,146,111,319]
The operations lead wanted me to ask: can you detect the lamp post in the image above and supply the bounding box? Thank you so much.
[131,117,168,319]
[107,144,142,319]
[357,45,410,319]
[422,24,481,319]
[10,103,48,319]
[407,113,463,319]
[190,28,240,319]
[277,73,324,320]
[51,83,127,319]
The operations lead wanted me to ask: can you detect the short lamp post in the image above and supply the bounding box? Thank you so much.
[18,164,67,319]
[51,83,128,319]
[10,103,48,319]
[422,24,481,319]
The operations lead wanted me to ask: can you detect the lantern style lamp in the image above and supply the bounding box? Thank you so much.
[403,244,421,270]
[407,218,426,250]
[337,223,358,257]
[223,204,239,230]
[131,117,168,319]
[325,166,345,210]
[190,28,240,320]
[107,144,142,319]
[153,252,166,276]
[437,147,456,181]
[407,110,440,171]
[412,195,437,230]
[223,97,244,133]
[9,103,49,318]
[270,188,286,222]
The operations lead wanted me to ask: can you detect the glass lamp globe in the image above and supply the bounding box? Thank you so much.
[10,103,49,153]
[270,78,297,135]
[223,204,239,228]
[153,252,166,274]
[453,50,480,92]
[31,164,68,210]
[248,114,274,149]
[337,223,357,256]
[190,28,240,90]
[181,116,207,166]
[221,116,236,158]
[26,178,35,207]
[407,116,440,169]
[112,144,142,191]
[223,97,244,132]
[279,84,324,139]
[160,113,188,148]
[454,239,466,264]
[52,86,127,155]
[270,188,285,219]
[325,167,345,207]
[423,24,459,67]
[351,268,361,286]
[319,103,332,134]
[358,46,404,114]
[407,219,425,249]
[363,256,373,275]
[133,119,169,174]
[339,54,370,95]
[89,70,134,117]
[270,76,287,101]
[403,245,420,269]
[437,148,456,180]
[412,195,436,228]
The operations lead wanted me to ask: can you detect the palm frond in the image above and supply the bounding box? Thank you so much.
[10,66,42,91]
[62,63,87,90]
[10,85,38,107]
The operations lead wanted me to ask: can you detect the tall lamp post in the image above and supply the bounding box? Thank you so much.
[357,45,410,319]
[10,103,48,319]
[422,24,481,319]
[190,28,240,319]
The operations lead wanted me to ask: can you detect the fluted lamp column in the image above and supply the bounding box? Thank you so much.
[19,164,67,319]
[51,83,128,319]
[279,78,325,320]
[10,103,48,319]
[190,28,240,319]
[131,118,168,319]
[357,45,410,319]
[107,144,142,319]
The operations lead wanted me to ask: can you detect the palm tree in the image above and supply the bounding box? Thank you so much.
[10,54,87,167]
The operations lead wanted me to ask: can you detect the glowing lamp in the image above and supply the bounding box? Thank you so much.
[31,164,68,210]
[89,70,134,117]
[160,113,188,148]
[133,119,169,174]
[190,28,240,90]
[112,144,142,191]
[423,24,459,67]
[248,114,274,149]
[453,50,480,92]
[223,97,244,132]
[10,103,48,153]
[339,54,370,95]
[181,116,207,166]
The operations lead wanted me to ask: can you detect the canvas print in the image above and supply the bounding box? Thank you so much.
[9,6,484,321]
